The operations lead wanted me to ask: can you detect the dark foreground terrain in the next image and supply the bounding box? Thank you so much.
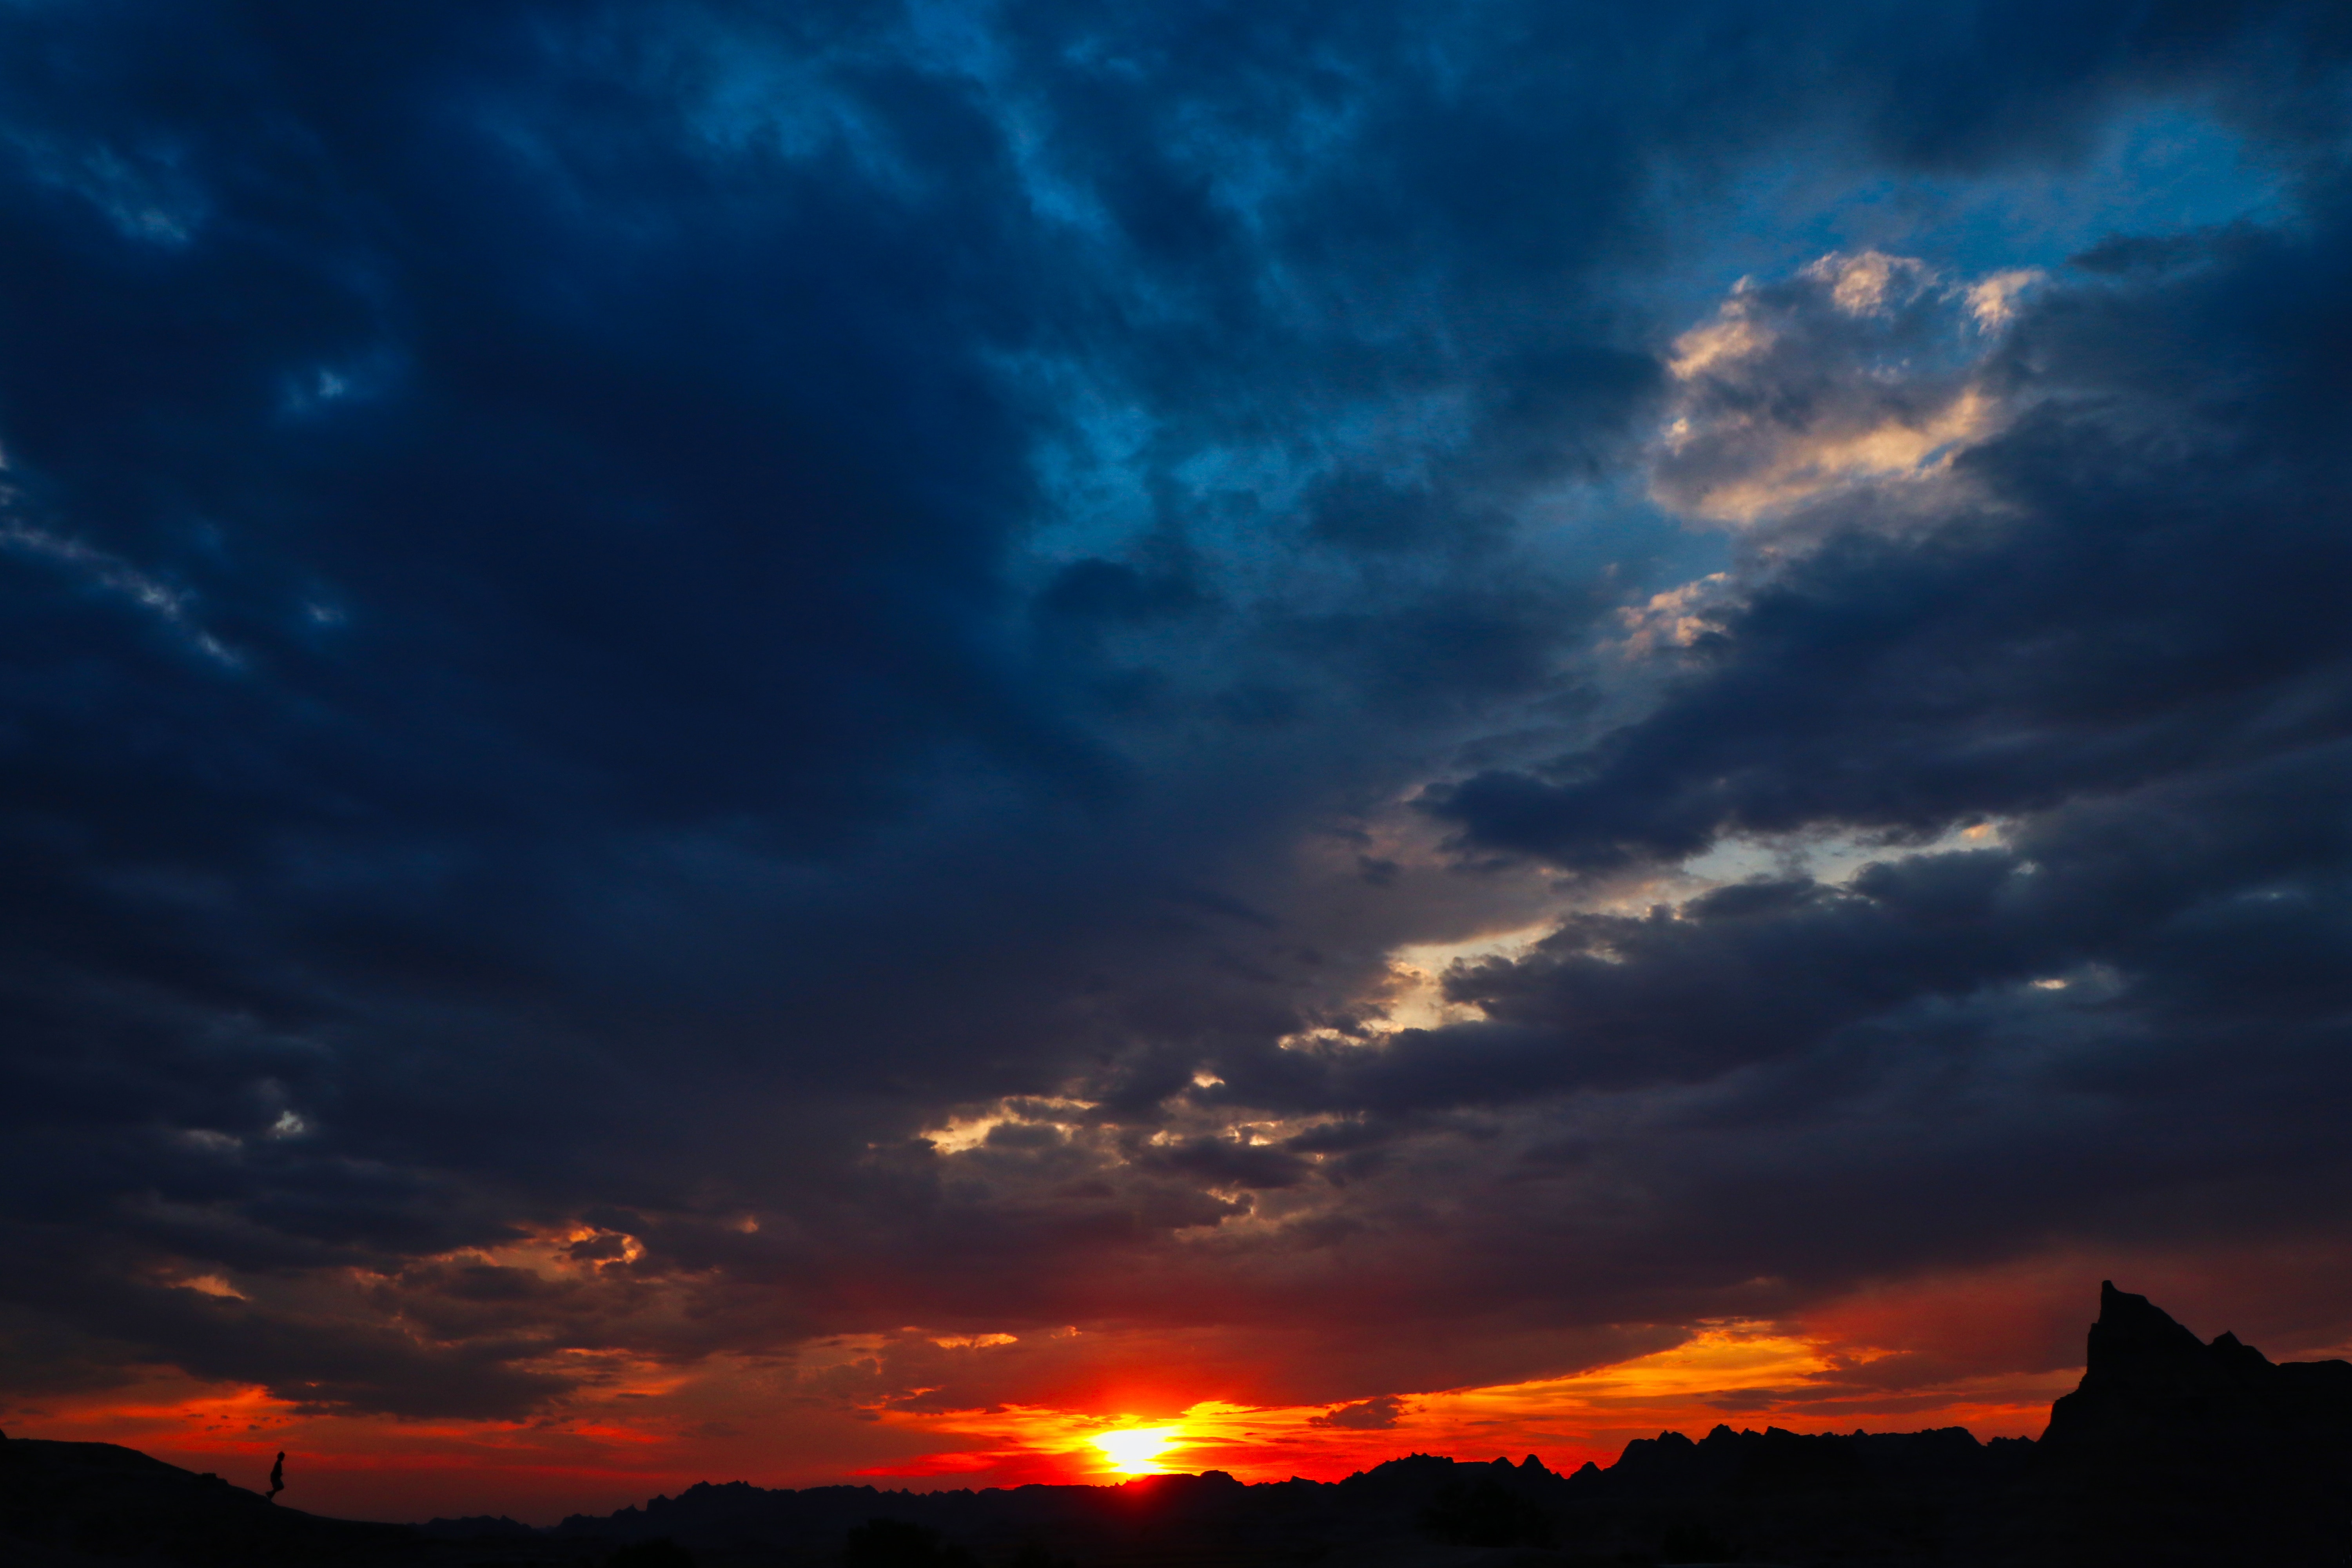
[7,1284,2347,1568]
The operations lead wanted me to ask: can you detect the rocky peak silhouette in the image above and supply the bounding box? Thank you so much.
[2045,1278,2352,1446]
[2035,1279,2352,1565]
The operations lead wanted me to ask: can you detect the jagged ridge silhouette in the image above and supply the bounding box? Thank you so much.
[4,1284,2345,1567]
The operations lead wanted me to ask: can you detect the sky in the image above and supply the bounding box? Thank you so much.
[3,0,2352,1527]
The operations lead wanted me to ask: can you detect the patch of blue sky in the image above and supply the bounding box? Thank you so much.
[1009,348,1713,656]
[1133,383,1486,592]
[1167,83,1370,248]
[1641,102,2295,332]
[3,131,205,248]
[997,102,1122,234]
[684,55,849,163]
[1011,378,1161,562]
[904,0,1122,237]
[677,27,945,206]
[1539,474,1727,584]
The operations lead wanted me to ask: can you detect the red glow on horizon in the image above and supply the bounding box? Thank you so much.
[4,1362,2063,1521]
[11,1258,2200,1524]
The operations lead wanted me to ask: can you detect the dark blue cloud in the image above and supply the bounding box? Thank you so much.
[0,0,2348,1422]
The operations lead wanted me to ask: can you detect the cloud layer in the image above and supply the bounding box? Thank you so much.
[2,0,2351,1516]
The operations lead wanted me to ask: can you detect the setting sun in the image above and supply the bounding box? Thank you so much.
[1091,1426,1182,1475]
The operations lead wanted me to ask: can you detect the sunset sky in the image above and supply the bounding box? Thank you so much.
[4,0,2352,1528]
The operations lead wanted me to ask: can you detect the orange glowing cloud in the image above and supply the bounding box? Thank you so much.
[848,1314,2070,1492]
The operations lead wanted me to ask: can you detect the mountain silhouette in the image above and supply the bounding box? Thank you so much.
[4,1282,2346,1566]
[0,1434,419,1565]
[2031,1279,2352,1564]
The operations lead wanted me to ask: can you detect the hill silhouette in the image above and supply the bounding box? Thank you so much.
[0,1434,423,1566]
[4,1283,2345,1566]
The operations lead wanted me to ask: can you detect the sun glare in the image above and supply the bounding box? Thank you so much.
[1091,1425,1180,1475]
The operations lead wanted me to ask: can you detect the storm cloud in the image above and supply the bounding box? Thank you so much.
[0,0,2349,1481]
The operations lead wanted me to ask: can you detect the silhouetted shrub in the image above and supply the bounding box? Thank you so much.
[846,1516,980,1568]
[1659,1519,1733,1562]
[1420,1477,1553,1548]
[1005,1543,1077,1568]
[608,1539,697,1568]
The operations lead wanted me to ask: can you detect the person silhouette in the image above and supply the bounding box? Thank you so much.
[267,1451,285,1504]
